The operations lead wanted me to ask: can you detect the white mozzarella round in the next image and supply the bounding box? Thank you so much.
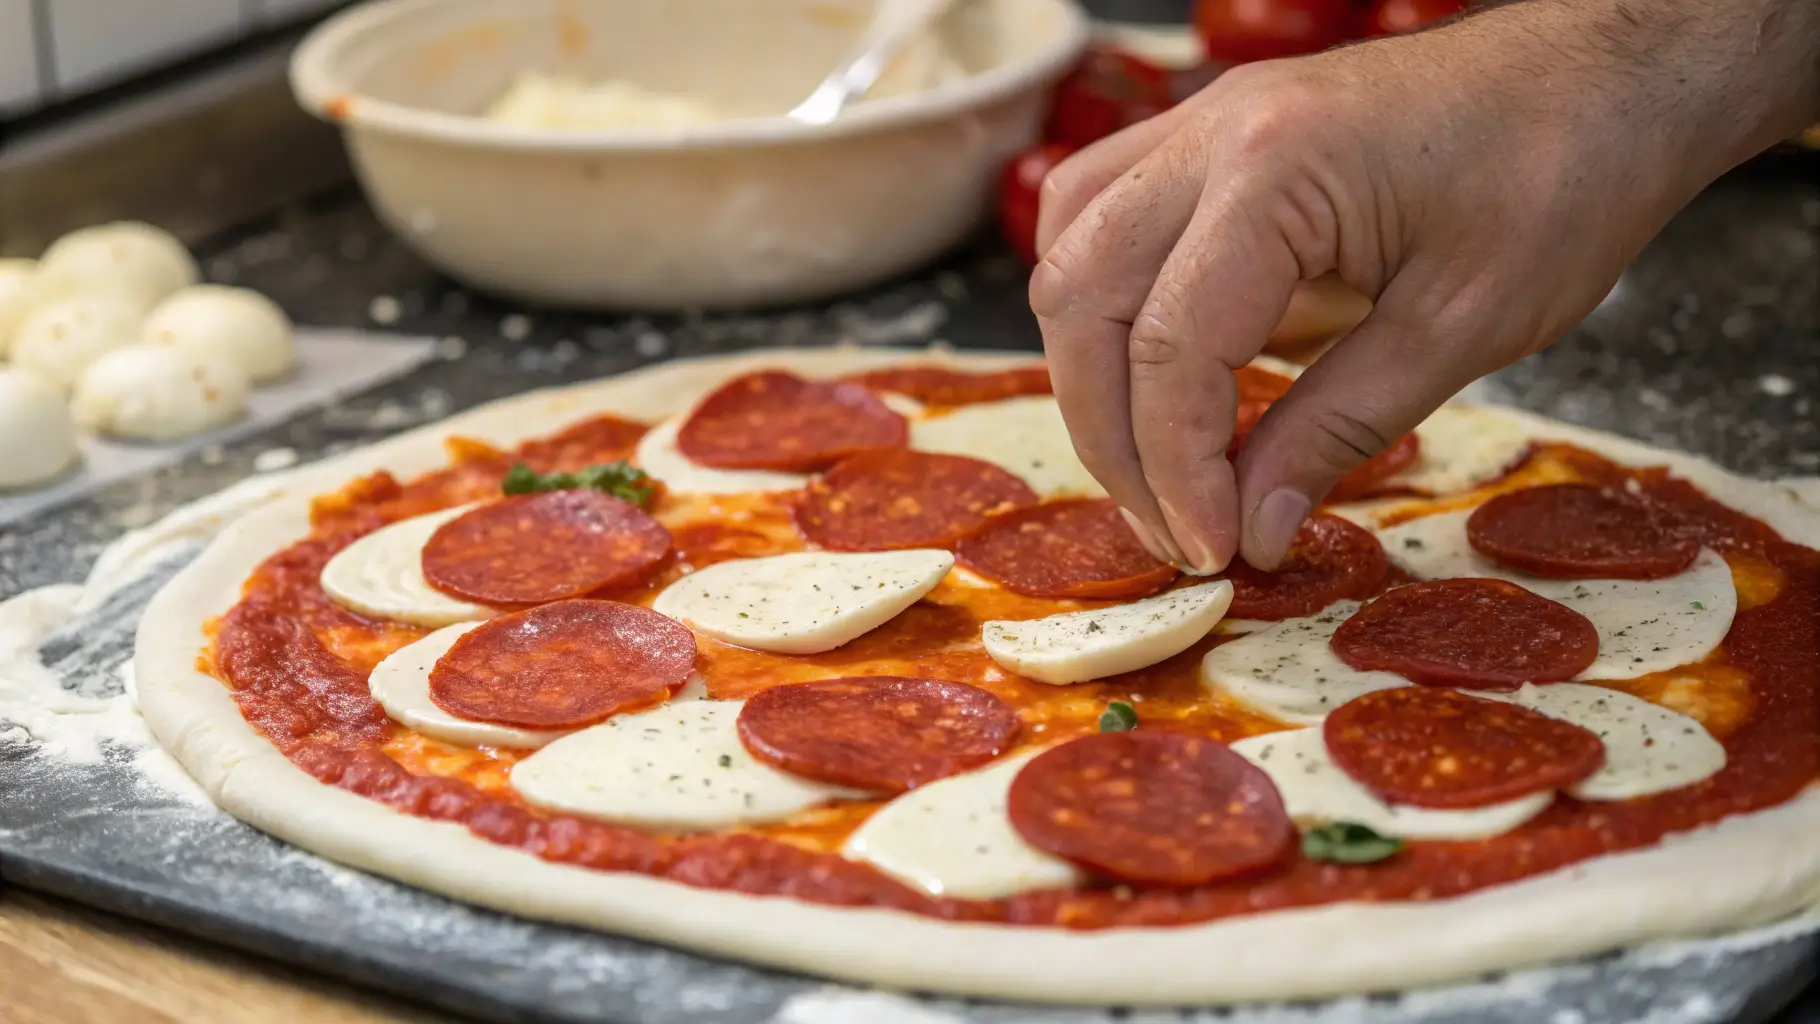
[1200,602,1407,725]
[511,701,867,830]
[876,392,926,418]
[652,549,953,655]
[1381,405,1535,497]
[1484,683,1727,801]
[0,258,37,356]
[842,749,1083,899]
[982,581,1233,685]
[367,623,571,749]
[320,506,493,627]
[71,343,250,442]
[143,285,295,382]
[1376,510,1737,680]
[33,221,198,308]
[633,416,809,495]
[909,396,1106,500]
[1230,727,1555,841]
[0,368,80,489]
[10,292,146,391]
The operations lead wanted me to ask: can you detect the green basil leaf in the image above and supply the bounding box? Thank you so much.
[500,462,544,495]
[1301,821,1404,865]
[499,460,654,506]
[1098,700,1138,733]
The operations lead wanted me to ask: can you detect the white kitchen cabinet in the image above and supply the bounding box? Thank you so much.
[0,0,40,113]
[46,0,244,95]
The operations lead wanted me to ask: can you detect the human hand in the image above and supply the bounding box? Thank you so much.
[1031,0,1819,574]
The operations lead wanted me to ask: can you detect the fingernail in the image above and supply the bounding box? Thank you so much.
[1249,489,1312,568]
[1155,497,1224,574]
[1119,507,1180,565]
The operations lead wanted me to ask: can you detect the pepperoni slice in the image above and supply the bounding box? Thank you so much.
[429,599,696,728]
[1330,578,1599,688]
[1326,432,1421,503]
[794,450,1039,551]
[956,498,1178,599]
[676,371,907,471]
[1007,731,1293,886]
[1323,687,1604,809]
[1466,483,1700,579]
[1221,513,1389,620]
[1236,365,1294,404]
[422,490,672,605]
[843,365,1052,407]
[737,677,1018,792]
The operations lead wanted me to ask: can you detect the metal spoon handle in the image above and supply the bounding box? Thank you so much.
[788,0,961,124]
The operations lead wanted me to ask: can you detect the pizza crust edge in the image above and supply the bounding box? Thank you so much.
[132,346,1820,1005]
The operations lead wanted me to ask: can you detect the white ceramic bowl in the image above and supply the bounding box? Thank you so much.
[291,0,1088,311]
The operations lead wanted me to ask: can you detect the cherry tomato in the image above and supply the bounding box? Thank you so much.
[1044,48,1176,149]
[1358,0,1463,36]
[998,143,1075,266]
[1194,0,1354,64]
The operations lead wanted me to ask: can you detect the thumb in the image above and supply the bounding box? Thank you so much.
[1231,279,1495,569]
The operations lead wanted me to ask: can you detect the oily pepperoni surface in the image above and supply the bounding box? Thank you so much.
[737,677,1019,792]
[1326,432,1422,502]
[1323,687,1605,809]
[1467,482,1701,579]
[956,498,1178,599]
[1007,731,1294,886]
[794,449,1039,551]
[844,365,1052,407]
[430,599,696,729]
[676,371,907,472]
[422,491,672,605]
[1221,513,1389,620]
[1330,578,1600,688]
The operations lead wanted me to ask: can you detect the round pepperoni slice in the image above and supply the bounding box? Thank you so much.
[794,450,1039,551]
[676,371,907,472]
[422,490,672,605]
[1326,432,1421,503]
[844,365,1052,407]
[430,599,696,729]
[1007,731,1293,886]
[1323,687,1605,809]
[956,498,1179,600]
[737,677,1018,792]
[1330,578,1599,688]
[1466,483,1700,580]
[1221,513,1389,620]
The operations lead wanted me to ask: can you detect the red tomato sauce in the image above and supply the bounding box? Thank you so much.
[208,414,1820,929]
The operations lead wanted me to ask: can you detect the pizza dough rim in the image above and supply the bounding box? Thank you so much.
[133,346,1820,1006]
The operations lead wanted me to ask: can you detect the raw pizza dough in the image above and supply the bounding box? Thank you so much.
[133,347,1820,1006]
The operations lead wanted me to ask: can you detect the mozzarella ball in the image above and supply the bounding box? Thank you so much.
[10,292,146,391]
[0,258,37,357]
[0,368,80,489]
[34,221,199,309]
[143,285,294,382]
[72,344,250,442]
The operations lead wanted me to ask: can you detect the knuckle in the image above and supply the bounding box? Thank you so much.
[1304,408,1393,471]
[1027,255,1079,323]
[1038,162,1093,221]
[1126,310,1187,370]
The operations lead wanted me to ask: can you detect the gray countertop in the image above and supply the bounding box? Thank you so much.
[0,157,1816,1023]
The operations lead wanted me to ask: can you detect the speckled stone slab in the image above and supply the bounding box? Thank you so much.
[1,163,1817,1022]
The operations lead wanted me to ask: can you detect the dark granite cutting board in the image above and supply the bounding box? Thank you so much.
[2,164,1818,1022]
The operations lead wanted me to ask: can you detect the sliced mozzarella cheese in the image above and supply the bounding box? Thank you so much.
[1485,683,1727,801]
[982,581,1233,685]
[511,701,866,830]
[1201,602,1407,725]
[368,623,570,749]
[842,750,1083,898]
[652,549,953,655]
[909,395,1105,500]
[633,416,810,495]
[1376,511,1736,680]
[1384,405,1535,496]
[1230,727,1554,840]
[877,392,927,418]
[320,507,492,628]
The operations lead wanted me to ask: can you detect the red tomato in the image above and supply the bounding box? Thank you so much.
[1358,0,1463,36]
[1194,0,1354,64]
[998,143,1075,266]
[1044,48,1176,149]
